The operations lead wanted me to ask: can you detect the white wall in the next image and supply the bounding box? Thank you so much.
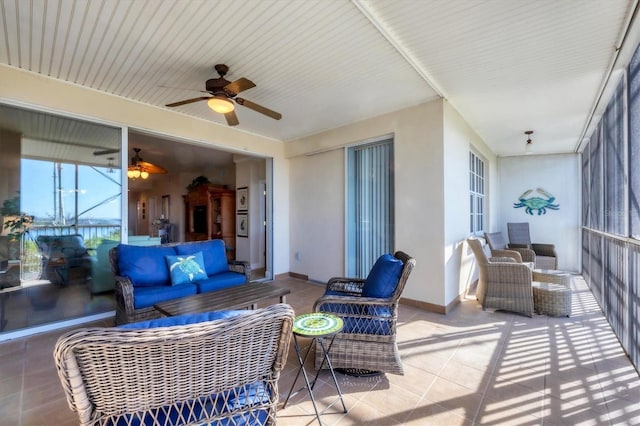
[286,100,445,306]
[443,102,499,306]
[498,154,580,271]
[289,149,344,281]
[235,157,266,269]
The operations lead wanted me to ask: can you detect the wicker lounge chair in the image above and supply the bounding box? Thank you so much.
[313,251,415,375]
[507,222,558,269]
[467,238,534,317]
[54,304,294,426]
[484,231,536,266]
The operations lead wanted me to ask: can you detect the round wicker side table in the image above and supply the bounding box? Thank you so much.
[531,282,572,317]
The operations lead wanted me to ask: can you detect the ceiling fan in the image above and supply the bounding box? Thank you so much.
[127,148,167,180]
[165,64,282,126]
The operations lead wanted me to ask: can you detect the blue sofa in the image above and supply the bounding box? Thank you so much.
[110,239,250,325]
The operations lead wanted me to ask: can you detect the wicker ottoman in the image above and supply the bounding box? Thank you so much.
[532,269,572,286]
[532,282,572,317]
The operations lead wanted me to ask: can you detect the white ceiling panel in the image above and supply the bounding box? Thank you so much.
[0,0,636,155]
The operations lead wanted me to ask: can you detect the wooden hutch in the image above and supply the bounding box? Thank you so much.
[183,184,235,260]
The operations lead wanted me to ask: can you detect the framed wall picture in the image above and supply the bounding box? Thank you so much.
[237,212,248,237]
[237,187,248,211]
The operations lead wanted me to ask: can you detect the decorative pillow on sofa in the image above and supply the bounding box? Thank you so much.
[361,254,404,298]
[165,251,208,286]
[175,239,229,276]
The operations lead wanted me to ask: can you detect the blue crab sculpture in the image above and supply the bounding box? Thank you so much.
[513,188,560,215]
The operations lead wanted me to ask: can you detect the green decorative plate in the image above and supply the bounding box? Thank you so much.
[293,313,343,337]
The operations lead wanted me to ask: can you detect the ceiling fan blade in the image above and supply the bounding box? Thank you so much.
[225,110,239,126]
[166,97,210,107]
[235,98,282,120]
[93,148,119,156]
[224,78,255,96]
[137,161,167,174]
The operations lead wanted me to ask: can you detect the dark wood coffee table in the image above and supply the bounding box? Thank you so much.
[154,283,291,317]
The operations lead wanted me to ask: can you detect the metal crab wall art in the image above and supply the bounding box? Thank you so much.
[513,188,560,215]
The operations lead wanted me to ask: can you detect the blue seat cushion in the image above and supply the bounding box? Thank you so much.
[120,309,249,329]
[319,303,392,335]
[361,254,404,298]
[195,272,246,293]
[104,383,271,426]
[119,311,269,426]
[117,244,177,287]
[175,240,229,276]
[132,283,197,309]
[165,251,208,285]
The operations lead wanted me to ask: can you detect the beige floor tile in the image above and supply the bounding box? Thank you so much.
[0,276,638,425]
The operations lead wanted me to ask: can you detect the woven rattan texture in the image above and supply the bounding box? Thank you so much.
[532,282,572,317]
[467,238,534,317]
[54,303,294,426]
[312,251,415,375]
[109,240,251,325]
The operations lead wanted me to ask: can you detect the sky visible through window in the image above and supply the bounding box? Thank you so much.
[21,158,121,223]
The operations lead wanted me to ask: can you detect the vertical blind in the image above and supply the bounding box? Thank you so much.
[347,139,394,278]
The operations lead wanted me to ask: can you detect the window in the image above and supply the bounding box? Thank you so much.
[469,151,485,234]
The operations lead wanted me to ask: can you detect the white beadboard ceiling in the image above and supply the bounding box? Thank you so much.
[0,0,636,157]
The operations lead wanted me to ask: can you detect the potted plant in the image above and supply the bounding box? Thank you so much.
[1,193,33,241]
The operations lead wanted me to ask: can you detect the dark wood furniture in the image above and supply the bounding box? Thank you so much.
[154,283,290,317]
[184,184,236,260]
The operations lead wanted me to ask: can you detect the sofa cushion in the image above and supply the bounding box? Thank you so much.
[195,272,246,293]
[165,251,208,286]
[120,309,248,329]
[175,239,229,276]
[361,254,404,298]
[117,244,176,287]
[132,283,197,309]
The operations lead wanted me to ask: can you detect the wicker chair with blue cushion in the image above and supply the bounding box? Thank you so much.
[313,251,415,375]
[507,222,558,269]
[54,304,294,426]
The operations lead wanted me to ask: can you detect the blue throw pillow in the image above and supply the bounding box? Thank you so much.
[175,239,229,276]
[165,251,208,286]
[361,254,404,298]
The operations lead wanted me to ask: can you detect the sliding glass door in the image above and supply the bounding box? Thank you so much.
[0,103,122,335]
[346,138,395,277]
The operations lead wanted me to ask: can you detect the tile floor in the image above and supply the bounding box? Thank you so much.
[1,275,639,425]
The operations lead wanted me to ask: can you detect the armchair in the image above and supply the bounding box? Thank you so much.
[467,238,534,317]
[313,251,415,375]
[507,222,558,269]
[484,231,536,267]
[54,304,294,426]
[36,234,92,285]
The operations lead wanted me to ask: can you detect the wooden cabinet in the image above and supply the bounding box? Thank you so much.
[184,185,236,260]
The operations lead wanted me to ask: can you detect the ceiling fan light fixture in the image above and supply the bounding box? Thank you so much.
[128,168,141,179]
[140,170,149,179]
[524,130,534,154]
[208,96,234,114]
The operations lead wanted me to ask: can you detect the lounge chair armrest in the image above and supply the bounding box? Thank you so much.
[489,256,516,263]
[507,243,531,249]
[228,260,251,281]
[114,275,136,317]
[532,243,557,257]
[491,249,523,263]
[326,277,366,295]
